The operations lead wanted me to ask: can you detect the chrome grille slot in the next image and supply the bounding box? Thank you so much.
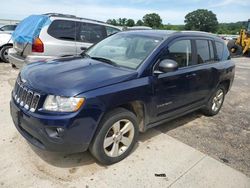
[13,78,41,112]
[30,93,40,112]
[24,91,33,110]
[15,82,20,100]
[20,88,28,106]
[13,81,18,96]
[17,85,24,103]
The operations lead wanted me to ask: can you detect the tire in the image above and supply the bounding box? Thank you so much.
[89,108,139,165]
[202,85,226,116]
[227,40,242,57]
[0,45,12,63]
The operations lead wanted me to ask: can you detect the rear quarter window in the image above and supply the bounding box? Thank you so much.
[48,20,77,41]
[215,42,224,61]
[215,41,230,61]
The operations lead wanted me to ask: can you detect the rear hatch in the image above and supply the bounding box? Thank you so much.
[12,15,51,57]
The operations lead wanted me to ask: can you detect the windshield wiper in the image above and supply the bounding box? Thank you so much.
[90,56,118,67]
[81,51,91,58]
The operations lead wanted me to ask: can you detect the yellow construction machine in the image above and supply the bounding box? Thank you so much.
[227,19,250,57]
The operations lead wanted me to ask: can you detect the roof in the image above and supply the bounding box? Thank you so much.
[119,30,176,38]
[43,13,121,30]
[119,29,222,41]
[43,13,107,24]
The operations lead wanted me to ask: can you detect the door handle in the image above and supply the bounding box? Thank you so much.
[80,47,87,51]
[186,73,197,78]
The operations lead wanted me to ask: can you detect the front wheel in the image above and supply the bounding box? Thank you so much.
[89,108,139,165]
[202,85,225,116]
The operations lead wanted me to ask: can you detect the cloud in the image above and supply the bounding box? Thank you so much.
[209,0,249,7]
[0,0,249,24]
[0,1,189,24]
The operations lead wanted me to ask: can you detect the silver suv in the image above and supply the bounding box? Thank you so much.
[9,13,121,69]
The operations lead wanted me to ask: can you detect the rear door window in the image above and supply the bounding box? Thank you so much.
[196,40,210,64]
[195,40,216,64]
[78,22,107,43]
[48,20,77,41]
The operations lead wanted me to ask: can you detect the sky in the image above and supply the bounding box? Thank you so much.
[0,0,249,24]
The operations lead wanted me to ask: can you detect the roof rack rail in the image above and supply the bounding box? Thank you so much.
[43,13,107,24]
[43,13,77,18]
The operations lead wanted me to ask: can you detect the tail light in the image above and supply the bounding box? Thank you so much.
[32,38,44,53]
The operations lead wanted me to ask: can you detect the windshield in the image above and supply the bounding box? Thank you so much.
[1,25,17,31]
[85,33,163,69]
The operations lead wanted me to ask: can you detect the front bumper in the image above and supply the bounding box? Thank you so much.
[10,99,95,153]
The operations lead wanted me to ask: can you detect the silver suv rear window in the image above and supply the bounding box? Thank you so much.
[47,20,77,41]
[48,20,120,44]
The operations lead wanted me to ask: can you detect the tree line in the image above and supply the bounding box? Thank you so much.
[106,13,162,28]
[106,9,248,35]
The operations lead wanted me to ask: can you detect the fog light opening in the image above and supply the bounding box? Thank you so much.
[56,128,65,137]
[45,127,65,138]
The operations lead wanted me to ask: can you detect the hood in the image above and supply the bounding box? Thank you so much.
[21,57,138,96]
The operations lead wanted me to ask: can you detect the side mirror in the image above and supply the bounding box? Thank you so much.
[158,59,178,73]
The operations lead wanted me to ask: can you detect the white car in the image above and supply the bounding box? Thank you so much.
[0,32,13,63]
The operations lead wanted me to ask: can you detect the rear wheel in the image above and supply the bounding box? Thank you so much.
[0,45,12,63]
[227,40,242,57]
[202,85,226,116]
[89,108,139,165]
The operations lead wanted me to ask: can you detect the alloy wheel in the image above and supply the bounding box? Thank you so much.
[212,89,224,112]
[103,119,135,157]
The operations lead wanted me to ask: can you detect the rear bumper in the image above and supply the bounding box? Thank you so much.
[8,52,25,69]
[10,99,93,153]
[8,51,57,69]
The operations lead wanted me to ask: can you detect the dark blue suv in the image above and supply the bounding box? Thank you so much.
[10,30,235,164]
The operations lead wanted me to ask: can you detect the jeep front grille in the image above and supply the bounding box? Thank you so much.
[13,78,40,112]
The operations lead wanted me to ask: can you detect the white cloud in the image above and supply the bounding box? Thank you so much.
[0,0,249,24]
[0,1,188,24]
[209,0,249,7]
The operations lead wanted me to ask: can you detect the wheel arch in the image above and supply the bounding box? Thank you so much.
[219,80,231,93]
[119,101,146,132]
[101,100,147,133]
[0,43,13,50]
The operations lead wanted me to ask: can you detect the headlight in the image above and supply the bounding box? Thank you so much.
[43,95,84,112]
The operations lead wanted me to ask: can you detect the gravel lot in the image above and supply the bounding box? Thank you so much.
[0,57,249,187]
